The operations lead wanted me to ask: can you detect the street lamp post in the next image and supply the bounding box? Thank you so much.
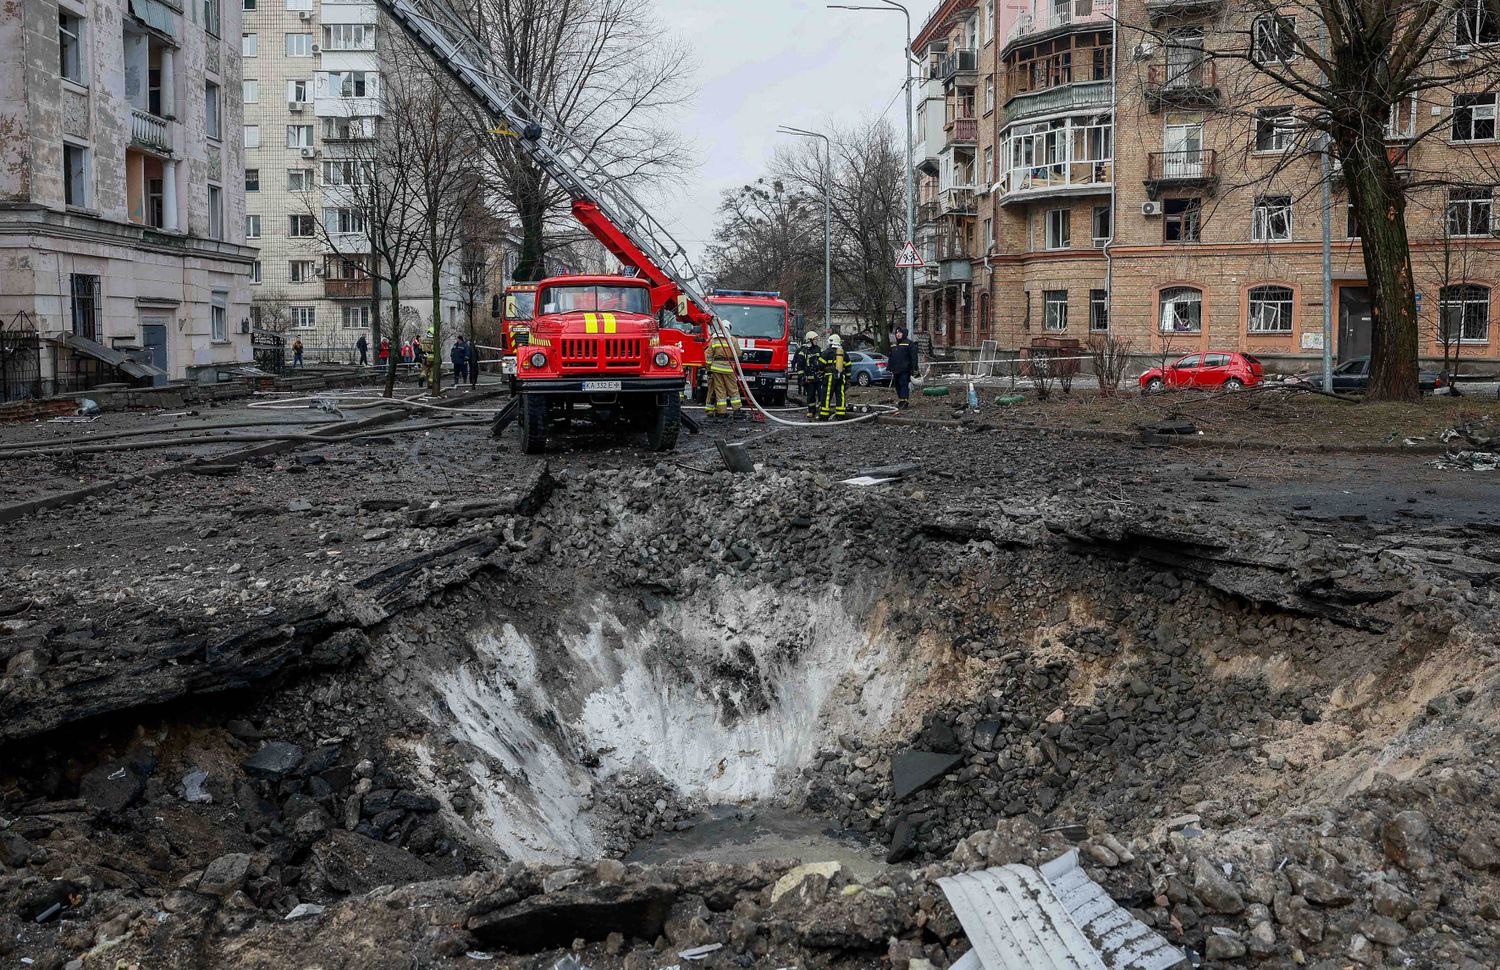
[778,126,833,337]
[829,1,916,340]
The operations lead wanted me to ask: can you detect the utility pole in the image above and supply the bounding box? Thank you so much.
[1319,28,1334,389]
[829,1,916,337]
[778,126,832,334]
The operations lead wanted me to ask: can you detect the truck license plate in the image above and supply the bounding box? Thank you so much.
[581,380,622,392]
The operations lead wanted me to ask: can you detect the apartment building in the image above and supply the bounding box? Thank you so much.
[241,0,461,357]
[0,0,255,391]
[913,0,1500,370]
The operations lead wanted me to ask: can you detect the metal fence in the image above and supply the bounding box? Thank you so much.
[0,312,41,402]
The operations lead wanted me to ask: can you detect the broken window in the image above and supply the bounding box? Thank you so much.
[1252,195,1292,242]
[1453,93,1497,141]
[1254,108,1295,152]
[1159,286,1202,332]
[1164,197,1201,243]
[63,142,89,208]
[1247,285,1294,333]
[1457,0,1500,45]
[1440,285,1490,341]
[1089,289,1109,331]
[1044,208,1070,249]
[1043,290,1068,331]
[1446,186,1494,237]
[70,273,101,340]
[1252,16,1298,63]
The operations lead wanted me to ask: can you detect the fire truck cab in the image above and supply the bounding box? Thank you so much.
[704,290,792,406]
[499,282,538,381]
[513,275,684,454]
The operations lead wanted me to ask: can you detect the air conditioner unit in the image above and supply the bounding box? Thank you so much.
[311,44,321,54]
[299,147,318,159]
[1133,42,1156,60]
[1449,49,1471,62]
[298,9,312,20]
[1141,201,1162,217]
[239,319,251,334]
[288,101,304,112]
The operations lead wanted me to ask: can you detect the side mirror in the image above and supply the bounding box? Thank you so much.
[491,295,502,319]
[675,295,690,318]
[505,295,518,318]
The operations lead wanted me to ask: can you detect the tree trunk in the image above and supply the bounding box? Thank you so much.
[514,181,549,281]
[430,251,444,397]
[385,280,402,399]
[1342,136,1420,402]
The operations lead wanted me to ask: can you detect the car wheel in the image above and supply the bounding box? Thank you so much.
[1144,377,1163,394]
[1224,378,1244,391]
[857,372,872,387]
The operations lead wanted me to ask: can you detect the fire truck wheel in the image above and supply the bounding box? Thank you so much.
[519,392,549,454]
[647,393,681,452]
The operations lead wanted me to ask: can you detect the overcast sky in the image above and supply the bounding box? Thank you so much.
[648,0,916,266]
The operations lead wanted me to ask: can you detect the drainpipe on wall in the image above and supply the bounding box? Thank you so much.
[1101,3,1119,347]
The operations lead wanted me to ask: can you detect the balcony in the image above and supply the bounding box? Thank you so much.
[939,260,973,284]
[1145,149,1219,198]
[131,108,172,154]
[324,278,373,299]
[939,49,978,84]
[918,200,941,225]
[997,159,1113,203]
[1007,0,1115,46]
[1144,61,1219,112]
[946,116,978,145]
[1005,80,1112,124]
[1144,0,1222,20]
[940,187,977,215]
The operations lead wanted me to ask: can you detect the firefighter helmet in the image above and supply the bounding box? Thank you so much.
[805,330,819,342]
[829,334,842,348]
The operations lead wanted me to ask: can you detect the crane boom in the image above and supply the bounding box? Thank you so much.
[376,0,716,325]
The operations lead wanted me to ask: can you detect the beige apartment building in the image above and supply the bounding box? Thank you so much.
[241,0,461,359]
[912,0,1500,371]
[0,0,255,393]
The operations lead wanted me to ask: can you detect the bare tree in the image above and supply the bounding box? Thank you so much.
[704,178,824,313]
[454,0,694,281]
[252,286,293,335]
[1120,0,1500,400]
[1088,333,1134,397]
[1418,185,1481,391]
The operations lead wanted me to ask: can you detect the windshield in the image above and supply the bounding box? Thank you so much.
[714,303,787,340]
[507,291,536,321]
[540,285,651,316]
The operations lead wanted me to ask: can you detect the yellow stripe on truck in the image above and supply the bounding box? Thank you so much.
[584,313,599,334]
[603,313,618,334]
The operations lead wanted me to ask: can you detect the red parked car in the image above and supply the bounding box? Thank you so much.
[1139,352,1265,392]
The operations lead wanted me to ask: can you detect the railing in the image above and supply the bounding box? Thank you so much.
[1144,0,1221,17]
[1004,80,1112,123]
[324,278,373,299]
[940,49,978,81]
[946,117,978,143]
[997,159,1113,199]
[936,233,974,261]
[1147,149,1218,182]
[939,261,973,284]
[918,200,941,224]
[1007,45,1112,97]
[940,187,977,214]
[1007,0,1115,44]
[1146,61,1218,100]
[131,108,172,153]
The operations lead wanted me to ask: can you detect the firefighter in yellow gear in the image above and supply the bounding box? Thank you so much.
[817,333,849,421]
[704,322,743,420]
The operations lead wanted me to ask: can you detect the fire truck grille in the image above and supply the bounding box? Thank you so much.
[558,337,644,368]
[739,349,774,366]
[560,339,596,366]
[603,338,643,368]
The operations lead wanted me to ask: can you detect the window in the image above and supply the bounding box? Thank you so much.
[1457,0,1500,46]
[983,0,994,43]
[1247,285,1294,333]
[323,159,368,185]
[1447,186,1493,236]
[243,0,256,9]
[323,207,366,234]
[1043,290,1068,331]
[1453,93,1497,141]
[245,168,259,192]
[342,306,371,330]
[983,146,994,183]
[1252,16,1297,63]
[290,306,317,330]
[203,0,221,37]
[242,80,258,103]
[1044,208,1070,249]
[1255,108,1295,152]
[1089,289,1109,331]
[205,82,221,139]
[287,79,309,103]
[982,217,993,250]
[287,125,314,148]
[59,10,85,84]
[286,0,313,9]
[1440,285,1490,341]
[324,71,376,98]
[1252,195,1292,241]
[1159,286,1203,332]
[250,260,262,284]
[245,214,261,238]
[62,143,89,208]
[244,124,260,148]
[325,24,375,50]
[984,75,995,113]
[70,274,101,340]
[289,259,317,283]
[1346,203,1360,239]
[242,33,257,57]
[287,168,314,191]
[288,214,315,237]
[207,184,223,239]
[1091,205,1111,246]
[1164,197,1201,242]
[211,292,228,342]
[323,117,375,140]
[286,33,313,57]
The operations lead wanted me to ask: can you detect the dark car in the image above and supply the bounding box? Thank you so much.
[1294,357,1444,394]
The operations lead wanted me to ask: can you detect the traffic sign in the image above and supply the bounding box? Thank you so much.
[895,241,923,268]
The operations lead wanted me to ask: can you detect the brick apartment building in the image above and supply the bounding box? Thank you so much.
[911,0,1500,372]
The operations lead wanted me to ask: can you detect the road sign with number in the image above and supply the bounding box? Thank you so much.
[896,241,923,268]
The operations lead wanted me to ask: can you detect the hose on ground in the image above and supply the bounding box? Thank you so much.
[0,418,491,460]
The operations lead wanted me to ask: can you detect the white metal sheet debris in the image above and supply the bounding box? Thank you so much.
[937,850,1184,970]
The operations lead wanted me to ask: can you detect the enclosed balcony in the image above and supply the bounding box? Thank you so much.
[939,49,978,86]
[940,187,978,215]
[1145,149,1219,197]
[1144,61,1220,112]
[996,117,1113,203]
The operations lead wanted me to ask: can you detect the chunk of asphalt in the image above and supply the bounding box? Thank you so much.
[243,741,305,781]
[891,750,963,801]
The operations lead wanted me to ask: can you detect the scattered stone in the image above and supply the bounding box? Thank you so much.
[1192,857,1245,914]
[198,853,252,897]
[79,759,147,815]
[1380,811,1434,871]
[771,862,842,904]
[243,741,305,781]
[890,751,962,801]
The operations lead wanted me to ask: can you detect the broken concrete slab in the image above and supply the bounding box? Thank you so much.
[891,750,963,801]
[466,882,678,951]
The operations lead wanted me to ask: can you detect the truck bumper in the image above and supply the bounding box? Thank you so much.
[518,376,684,395]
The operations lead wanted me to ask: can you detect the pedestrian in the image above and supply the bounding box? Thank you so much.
[401,341,412,364]
[292,337,305,369]
[378,337,390,370]
[887,326,919,410]
[468,340,481,388]
[794,330,822,418]
[704,322,743,422]
[450,336,469,390]
[356,333,369,367]
[817,333,849,421]
[412,335,426,386]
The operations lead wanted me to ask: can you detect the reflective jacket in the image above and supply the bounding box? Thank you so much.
[794,343,822,379]
[817,345,848,381]
[706,334,740,374]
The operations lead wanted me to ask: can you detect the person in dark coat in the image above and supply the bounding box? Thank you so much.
[887,327,919,410]
[794,330,822,418]
[449,336,470,389]
[356,333,369,367]
[468,340,481,387]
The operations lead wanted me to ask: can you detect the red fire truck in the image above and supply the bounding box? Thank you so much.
[706,290,792,406]
[497,282,537,385]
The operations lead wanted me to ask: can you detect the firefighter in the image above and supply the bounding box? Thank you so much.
[817,333,849,421]
[704,321,743,422]
[794,330,822,416]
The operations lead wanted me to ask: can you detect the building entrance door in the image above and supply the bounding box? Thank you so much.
[1337,286,1372,363]
[141,317,169,386]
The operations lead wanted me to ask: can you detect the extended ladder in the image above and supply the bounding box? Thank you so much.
[375,0,716,325]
